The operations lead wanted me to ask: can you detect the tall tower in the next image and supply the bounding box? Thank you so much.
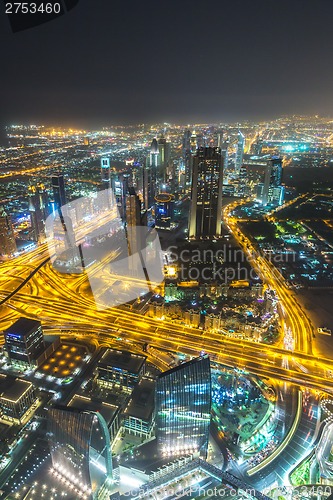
[0,207,17,257]
[157,136,171,187]
[101,157,127,216]
[261,156,284,206]
[144,139,160,209]
[154,193,175,230]
[28,183,50,242]
[183,130,193,192]
[190,130,197,152]
[235,130,245,174]
[188,147,223,240]
[101,157,111,187]
[125,187,147,276]
[218,131,230,174]
[156,355,211,458]
[51,173,67,213]
[125,187,142,255]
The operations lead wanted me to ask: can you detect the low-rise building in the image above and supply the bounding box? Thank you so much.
[123,377,155,438]
[0,374,38,424]
[96,348,147,391]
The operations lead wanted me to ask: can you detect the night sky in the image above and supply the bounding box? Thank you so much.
[1,0,333,126]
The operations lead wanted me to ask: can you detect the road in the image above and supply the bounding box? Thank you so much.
[0,202,332,396]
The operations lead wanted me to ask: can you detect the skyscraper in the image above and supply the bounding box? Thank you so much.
[154,193,174,230]
[48,406,112,499]
[125,187,143,260]
[188,147,223,240]
[112,173,128,220]
[268,156,283,186]
[0,207,17,257]
[156,355,211,458]
[51,173,67,213]
[144,139,160,209]
[235,130,245,174]
[28,183,50,242]
[190,130,197,152]
[157,136,171,186]
[101,157,111,186]
[251,134,263,155]
[259,156,284,206]
[218,131,230,174]
[182,130,193,192]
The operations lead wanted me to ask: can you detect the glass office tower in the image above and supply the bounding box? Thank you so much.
[48,407,112,499]
[156,354,211,458]
[188,147,223,240]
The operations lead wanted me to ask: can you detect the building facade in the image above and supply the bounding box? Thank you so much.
[0,375,38,424]
[97,349,146,391]
[4,318,45,368]
[123,377,155,439]
[48,406,113,500]
[188,147,223,240]
[235,131,245,174]
[154,193,174,230]
[0,206,17,257]
[28,183,50,242]
[155,355,211,458]
[258,156,284,206]
[51,173,67,213]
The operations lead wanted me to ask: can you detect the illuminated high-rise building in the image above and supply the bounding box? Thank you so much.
[258,156,284,206]
[182,129,193,192]
[101,157,111,186]
[112,174,128,220]
[235,130,245,174]
[125,187,143,260]
[188,147,223,240]
[268,156,283,186]
[251,134,263,155]
[101,157,128,216]
[183,129,191,151]
[218,131,229,173]
[190,130,197,152]
[0,206,17,257]
[154,193,174,230]
[51,173,67,213]
[48,406,112,499]
[156,355,211,458]
[144,139,160,209]
[28,183,50,242]
[157,136,171,186]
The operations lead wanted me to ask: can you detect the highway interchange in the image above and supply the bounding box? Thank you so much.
[0,199,331,491]
[0,201,331,396]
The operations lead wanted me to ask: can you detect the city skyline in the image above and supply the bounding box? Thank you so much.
[1,0,333,489]
[0,116,332,498]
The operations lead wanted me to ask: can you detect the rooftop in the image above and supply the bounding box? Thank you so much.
[98,348,146,375]
[158,354,210,380]
[0,374,34,402]
[123,377,155,421]
[68,394,119,426]
[5,317,42,338]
